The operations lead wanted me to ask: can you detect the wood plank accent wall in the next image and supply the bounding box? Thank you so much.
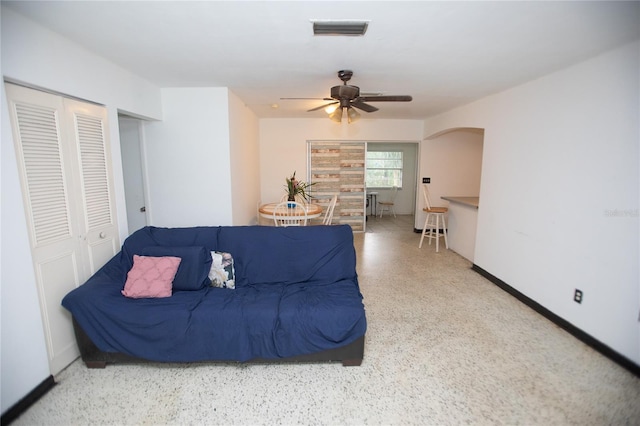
[309,141,365,232]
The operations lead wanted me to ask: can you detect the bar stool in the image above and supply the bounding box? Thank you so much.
[419,184,448,252]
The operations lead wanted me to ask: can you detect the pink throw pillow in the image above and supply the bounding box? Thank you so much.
[122,255,181,299]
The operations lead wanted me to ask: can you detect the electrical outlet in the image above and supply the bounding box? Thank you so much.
[574,289,583,304]
[422,177,431,184]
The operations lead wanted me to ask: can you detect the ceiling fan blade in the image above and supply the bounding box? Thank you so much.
[358,95,413,102]
[350,100,378,113]
[307,101,338,112]
[280,97,334,100]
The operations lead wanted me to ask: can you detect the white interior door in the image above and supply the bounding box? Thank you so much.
[67,98,119,273]
[6,83,119,374]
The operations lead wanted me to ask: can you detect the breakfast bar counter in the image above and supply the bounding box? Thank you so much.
[441,196,479,262]
[441,196,479,209]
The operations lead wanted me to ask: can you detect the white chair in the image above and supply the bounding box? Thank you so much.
[272,201,308,227]
[419,184,448,252]
[322,194,338,225]
[378,186,398,218]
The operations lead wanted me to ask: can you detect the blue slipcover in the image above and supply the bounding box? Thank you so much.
[62,225,366,362]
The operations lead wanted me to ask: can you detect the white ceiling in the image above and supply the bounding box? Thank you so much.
[4,1,639,120]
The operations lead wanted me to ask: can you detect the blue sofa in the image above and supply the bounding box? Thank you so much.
[62,225,366,367]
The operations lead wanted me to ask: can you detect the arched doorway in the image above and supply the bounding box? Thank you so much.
[417,127,484,260]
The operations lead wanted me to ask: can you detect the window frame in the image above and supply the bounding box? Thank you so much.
[365,150,404,189]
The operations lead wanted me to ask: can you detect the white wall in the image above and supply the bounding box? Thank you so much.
[1,7,162,413]
[228,91,261,225]
[143,88,234,227]
[416,129,484,228]
[259,118,424,203]
[424,41,640,365]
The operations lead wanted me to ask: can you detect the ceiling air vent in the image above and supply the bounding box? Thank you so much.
[312,20,369,36]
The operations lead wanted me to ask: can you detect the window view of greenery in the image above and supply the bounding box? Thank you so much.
[366,151,403,188]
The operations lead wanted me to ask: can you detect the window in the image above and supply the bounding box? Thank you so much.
[366,151,403,188]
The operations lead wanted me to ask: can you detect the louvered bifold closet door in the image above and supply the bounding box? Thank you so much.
[6,83,119,375]
[66,98,118,275]
[6,84,83,375]
[13,100,73,244]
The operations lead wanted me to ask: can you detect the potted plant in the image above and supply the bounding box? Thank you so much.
[285,171,315,205]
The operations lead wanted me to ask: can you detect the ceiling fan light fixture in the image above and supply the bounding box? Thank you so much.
[324,104,339,114]
[312,20,369,36]
[298,70,412,122]
[347,107,360,123]
[329,107,343,123]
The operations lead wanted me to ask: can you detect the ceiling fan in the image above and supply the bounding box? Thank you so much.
[282,70,412,123]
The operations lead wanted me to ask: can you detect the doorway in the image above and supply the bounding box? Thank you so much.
[366,142,419,219]
[118,115,148,234]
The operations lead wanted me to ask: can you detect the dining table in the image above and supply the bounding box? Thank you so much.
[258,202,323,221]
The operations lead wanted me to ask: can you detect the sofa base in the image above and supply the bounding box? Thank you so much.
[73,318,364,368]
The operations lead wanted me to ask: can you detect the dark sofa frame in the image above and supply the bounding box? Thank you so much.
[73,318,364,368]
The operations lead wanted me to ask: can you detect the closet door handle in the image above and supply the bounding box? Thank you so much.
[99,232,106,239]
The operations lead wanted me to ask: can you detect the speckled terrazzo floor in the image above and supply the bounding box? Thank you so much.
[13,215,640,425]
